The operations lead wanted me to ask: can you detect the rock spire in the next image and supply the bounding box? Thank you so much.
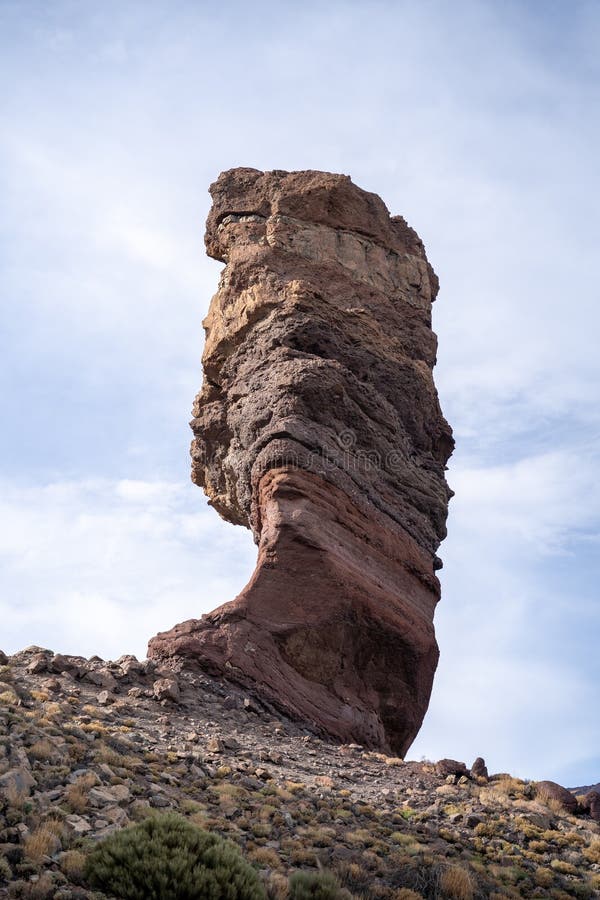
[148,168,453,755]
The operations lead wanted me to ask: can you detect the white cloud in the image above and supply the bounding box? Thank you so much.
[449,449,600,555]
[0,478,255,660]
[410,447,600,782]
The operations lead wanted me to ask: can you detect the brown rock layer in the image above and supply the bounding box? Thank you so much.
[148,168,453,755]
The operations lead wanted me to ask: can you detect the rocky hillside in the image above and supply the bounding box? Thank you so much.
[1,647,598,899]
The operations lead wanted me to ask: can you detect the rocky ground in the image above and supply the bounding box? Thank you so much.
[0,647,598,899]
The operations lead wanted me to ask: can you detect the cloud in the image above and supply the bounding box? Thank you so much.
[0,477,255,660]
[411,447,600,782]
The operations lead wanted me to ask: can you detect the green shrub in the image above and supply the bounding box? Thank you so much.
[0,856,12,881]
[288,870,342,899]
[85,812,266,899]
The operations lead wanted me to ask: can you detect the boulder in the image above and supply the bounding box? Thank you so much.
[117,655,143,677]
[26,653,49,674]
[148,168,453,756]
[0,767,36,799]
[435,759,469,779]
[84,669,117,691]
[470,757,489,779]
[153,677,180,703]
[581,789,600,822]
[535,780,578,814]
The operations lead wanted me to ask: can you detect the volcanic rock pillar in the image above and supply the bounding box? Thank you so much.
[148,168,453,756]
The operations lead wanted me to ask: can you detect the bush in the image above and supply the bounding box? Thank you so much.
[85,812,266,899]
[288,870,342,899]
[0,856,12,881]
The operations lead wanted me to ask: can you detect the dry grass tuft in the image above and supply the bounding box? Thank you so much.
[59,849,87,882]
[583,839,600,864]
[533,867,555,887]
[489,776,529,799]
[8,872,56,898]
[284,781,306,794]
[4,781,27,809]
[64,772,96,813]
[266,872,289,899]
[439,865,474,900]
[23,822,63,864]
[0,690,19,706]
[29,690,49,702]
[248,846,281,868]
[28,739,55,762]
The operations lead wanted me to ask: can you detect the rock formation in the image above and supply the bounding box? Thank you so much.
[148,168,453,756]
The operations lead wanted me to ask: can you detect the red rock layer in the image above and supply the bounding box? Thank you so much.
[148,168,453,756]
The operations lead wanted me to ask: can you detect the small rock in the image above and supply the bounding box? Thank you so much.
[89,784,131,805]
[51,654,78,674]
[85,670,118,691]
[26,654,49,674]
[315,775,335,789]
[102,805,129,825]
[0,650,8,664]
[153,677,180,703]
[117,655,143,676]
[97,690,113,706]
[65,815,92,835]
[110,783,131,803]
[0,767,36,798]
[206,735,224,753]
[466,814,483,828]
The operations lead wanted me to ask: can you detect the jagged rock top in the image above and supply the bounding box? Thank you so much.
[205,168,435,266]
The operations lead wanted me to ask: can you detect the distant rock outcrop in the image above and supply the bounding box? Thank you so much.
[535,780,579,814]
[148,168,454,755]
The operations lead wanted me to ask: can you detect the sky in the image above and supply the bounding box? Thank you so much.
[1,0,598,786]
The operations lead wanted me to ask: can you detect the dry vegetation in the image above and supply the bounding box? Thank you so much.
[0,648,598,899]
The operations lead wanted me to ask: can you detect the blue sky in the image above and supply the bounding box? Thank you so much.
[1,0,598,785]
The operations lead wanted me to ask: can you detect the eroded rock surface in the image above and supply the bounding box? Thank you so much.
[148,168,454,755]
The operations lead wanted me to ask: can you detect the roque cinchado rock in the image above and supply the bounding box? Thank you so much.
[148,168,454,755]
